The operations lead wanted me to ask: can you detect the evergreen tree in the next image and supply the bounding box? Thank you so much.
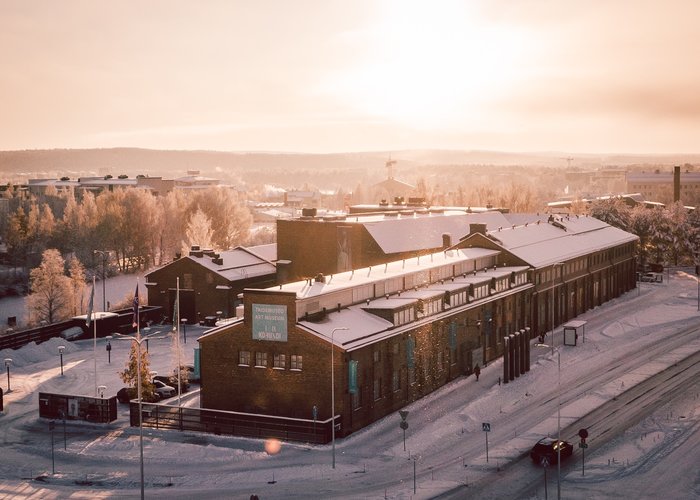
[119,341,156,401]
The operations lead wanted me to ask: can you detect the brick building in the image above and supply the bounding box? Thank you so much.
[276,209,512,281]
[199,214,638,439]
[145,244,277,323]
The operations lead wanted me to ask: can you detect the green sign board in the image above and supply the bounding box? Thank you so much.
[252,304,288,342]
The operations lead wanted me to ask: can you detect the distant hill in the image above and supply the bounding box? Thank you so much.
[1,148,698,182]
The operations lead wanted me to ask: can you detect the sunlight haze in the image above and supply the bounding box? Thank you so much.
[1,0,699,154]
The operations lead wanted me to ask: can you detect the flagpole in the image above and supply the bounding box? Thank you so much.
[93,275,97,397]
[176,277,182,406]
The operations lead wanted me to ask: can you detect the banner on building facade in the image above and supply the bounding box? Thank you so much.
[348,360,358,394]
[252,304,288,341]
[406,336,415,368]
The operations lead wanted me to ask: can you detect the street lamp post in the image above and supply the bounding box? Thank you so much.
[93,250,108,312]
[550,263,565,356]
[4,358,12,392]
[330,327,348,469]
[106,336,112,364]
[537,343,562,500]
[114,330,167,500]
[58,345,65,376]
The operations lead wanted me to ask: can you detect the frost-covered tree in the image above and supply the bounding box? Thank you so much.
[628,205,656,269]
[664,201,691,265]
[27,249,72,324]
[184,208,215,252]
[67,256,87,317]
[589,198,630,230]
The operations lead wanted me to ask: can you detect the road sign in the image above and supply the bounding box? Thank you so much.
[578,428,589,439]
[482,422,491,432]
[541,456,550,467]
[400,421,408,430]
[579,442,588,449]
[399,410,409,421]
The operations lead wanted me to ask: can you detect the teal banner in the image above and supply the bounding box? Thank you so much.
[406,336,415,368]
[348,360,358,394]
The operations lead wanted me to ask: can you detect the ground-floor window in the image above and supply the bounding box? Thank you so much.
[290,354,303,370]
[392,370,400,392]
[255,352,267,368]
[352,390,362,410]
[238,350,250,366]
[273,353,286,369]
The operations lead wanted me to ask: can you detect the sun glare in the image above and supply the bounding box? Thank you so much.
[321,1,528,130]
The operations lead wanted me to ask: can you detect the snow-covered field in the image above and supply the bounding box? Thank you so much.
[1,270,699,499]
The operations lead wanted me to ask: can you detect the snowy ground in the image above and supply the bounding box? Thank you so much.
[1,270,699,499]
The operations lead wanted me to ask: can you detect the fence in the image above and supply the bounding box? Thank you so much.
[0,306,163,351]
[39,392,118,423]
[130,401,337,444]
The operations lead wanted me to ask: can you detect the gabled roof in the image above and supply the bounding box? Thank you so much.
[362,212,511,254]
[483,215,637,268]
[147,245,276,283]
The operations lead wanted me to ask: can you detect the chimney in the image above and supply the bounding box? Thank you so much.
[674,165,681,202]
[469,223,487,235]
[442,233,452,249]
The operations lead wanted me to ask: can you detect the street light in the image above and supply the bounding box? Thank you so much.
[330,326,348,469]
[58,345,65,376]
[550,263,565,356]
[114,330,168,500]
[106,336,113,364]
[536,343,561,500]
[93,250,108,312]
[4,358,12,392]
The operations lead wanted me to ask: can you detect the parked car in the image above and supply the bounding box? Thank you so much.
[153,379,176,399]
[530,437,573,465]
[640,272,662,283]
[154,374,190,393]
[175,364,199,383]
[117,387,161,404]
[117,387,135,404]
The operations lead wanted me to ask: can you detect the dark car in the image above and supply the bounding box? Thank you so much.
[116,387,160,404]
[117,387,136,404]
[530,437,574,465]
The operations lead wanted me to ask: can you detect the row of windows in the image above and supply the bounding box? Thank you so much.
[239,351,303,370]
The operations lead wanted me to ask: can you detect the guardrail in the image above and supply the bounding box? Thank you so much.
[130,401,336,444]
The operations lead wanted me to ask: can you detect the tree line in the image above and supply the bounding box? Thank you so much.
[588,198,700,268]
[1,186,256,295]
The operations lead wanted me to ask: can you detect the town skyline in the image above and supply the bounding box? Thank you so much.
[2,1,700,155]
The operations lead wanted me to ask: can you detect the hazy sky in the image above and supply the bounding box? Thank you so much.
[2,0,699,154]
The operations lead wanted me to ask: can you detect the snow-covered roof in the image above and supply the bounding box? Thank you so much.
[277,246,501,299]
[190,247,276,281]
[362,212,510,254]
[487,217,638,268]
[147,246,276,283]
